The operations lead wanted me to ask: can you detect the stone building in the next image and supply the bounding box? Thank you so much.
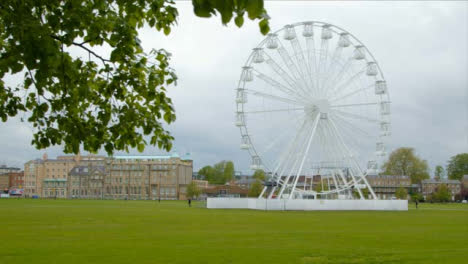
[462,175,468,188]
[8,171,24,189]
[0,165,21,174]
[24,153,193,200]
[68,165,106,199]
[366,175,412,199]
[42,178,68,198]
[421,179,461,201]
[104,154,193,200]
[0,165,22,191]
[192,179,209,190]
[0,173,9,191]
[23,154,105,198]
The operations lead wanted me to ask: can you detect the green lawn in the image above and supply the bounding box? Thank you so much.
[1,200,467,264]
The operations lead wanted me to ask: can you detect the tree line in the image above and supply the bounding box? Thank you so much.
[382,148,468,183]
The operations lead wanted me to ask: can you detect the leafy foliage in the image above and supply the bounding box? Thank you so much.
[252,169,265,181]
[248,179,263,197]
[0,0,269,155]
[434,165,445,180]
[192,0,270,34]
[198,160,235,184]
[410,192,423,202]
[446,153,468,181]
[186,181,201,199]
[395,186,408,200]
[383,147,430,184]
[431,184,451,203]
[223,161,235,183]
[353,187,369,199]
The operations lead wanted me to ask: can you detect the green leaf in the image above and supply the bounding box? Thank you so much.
[259,18,270,35]
[234,15,244,28]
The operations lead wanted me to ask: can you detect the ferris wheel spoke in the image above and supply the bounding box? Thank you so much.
[322,46,343,89]
[329,116,371,158]
[323,57,353,96]
[332,109,380,123]
[316,38,330,97]
[243,89,303,105]
[329,68,366,98]
[276,47,311,99]
[330,83,374,102]
[257,114,306,164]
[263,54,299,89]
[306,37,318,89]
[272,117,310,181]
[244,107,304,114]
[254,70,305,102]
[276,43,303,82]
[290,37,314,95]
[329,113,372,137]
[331,102,379,108]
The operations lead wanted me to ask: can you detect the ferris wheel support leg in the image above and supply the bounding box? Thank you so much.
[267,186,277,199]
[328,118,365,199]
[348,151,378,200]
[359,171,377,200]
[259,186,267,198]
[288,114,321,200]
[275,120,311,199]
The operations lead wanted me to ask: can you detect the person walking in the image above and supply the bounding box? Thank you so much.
[415,199,418,209]
[188,198,192,207]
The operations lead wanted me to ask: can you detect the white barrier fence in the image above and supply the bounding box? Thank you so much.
[207,198,408,211]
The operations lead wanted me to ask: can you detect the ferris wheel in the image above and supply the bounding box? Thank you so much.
[235,21,391,200]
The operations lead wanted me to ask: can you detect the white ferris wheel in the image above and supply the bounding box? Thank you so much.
[235,21,391,200]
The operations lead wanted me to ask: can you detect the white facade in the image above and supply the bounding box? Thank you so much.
[208,198,408,211]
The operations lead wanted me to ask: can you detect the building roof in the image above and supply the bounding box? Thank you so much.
[0,165,21,170]
[421,179,460,184]
[69,165,105,176]
[366,175,410,179]
[113,155,174,160]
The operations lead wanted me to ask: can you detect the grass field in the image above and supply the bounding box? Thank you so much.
[1,199,467,264]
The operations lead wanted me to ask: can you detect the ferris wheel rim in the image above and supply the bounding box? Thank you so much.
[236,21,391,198]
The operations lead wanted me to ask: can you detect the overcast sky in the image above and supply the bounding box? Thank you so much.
[0,1,467,175]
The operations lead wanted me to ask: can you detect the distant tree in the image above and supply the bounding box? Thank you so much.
[432,184,451,202]
[212,161,226,184]
[434,165,445,180]
[186,181,201,199]
[410,193,423,202]
[223,161,235,183]
[383,147,430,184]
[253,169,266,181]
[248,180,263,197]
[198,166,216,183]
[447,153,468,181]
[200,161,235,184]
[353,188,369,199]
[395,186,408,200]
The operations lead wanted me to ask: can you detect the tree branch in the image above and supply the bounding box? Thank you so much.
[50,35,111,65]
